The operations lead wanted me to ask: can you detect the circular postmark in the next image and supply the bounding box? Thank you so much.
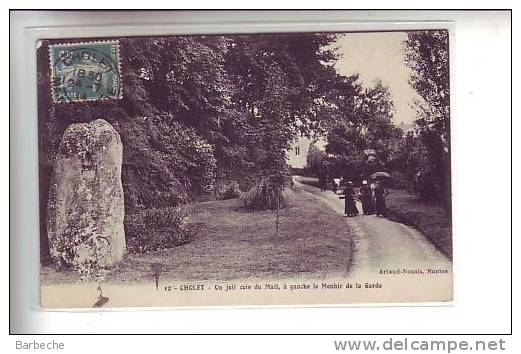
[50,41,122,103]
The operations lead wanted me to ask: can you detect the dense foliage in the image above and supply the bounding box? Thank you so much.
[323,79,404,183]
[306,143,329,176]
[403,30,451,209]
[38,33,341,256]
[124,207,189,253]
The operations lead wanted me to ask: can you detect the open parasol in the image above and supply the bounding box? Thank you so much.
[371,171,391,179]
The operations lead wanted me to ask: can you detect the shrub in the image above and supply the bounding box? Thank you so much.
[124,207,189,253]
[414,166,442,203]
[241,178,289,210]
[119,114,217,214]
[213,180,242,200]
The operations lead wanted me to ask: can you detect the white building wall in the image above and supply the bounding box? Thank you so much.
[287,136,327,169]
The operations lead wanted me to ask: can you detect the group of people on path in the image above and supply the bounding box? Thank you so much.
[318,168,332,192]
[339,179,389,218]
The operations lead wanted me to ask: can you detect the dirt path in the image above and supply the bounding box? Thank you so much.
[293,176,452,277]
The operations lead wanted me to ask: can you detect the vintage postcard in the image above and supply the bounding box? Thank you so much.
[38,30,453,308]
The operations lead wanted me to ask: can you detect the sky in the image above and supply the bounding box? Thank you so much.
[333,32,418,125]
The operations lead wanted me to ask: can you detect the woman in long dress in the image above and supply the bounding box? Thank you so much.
[359,180,374,215]
[339,181,359,217]
[374,181,389,217]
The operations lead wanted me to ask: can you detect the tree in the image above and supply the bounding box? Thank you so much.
[404,31,450,146]
[224,33,341,203]
[404,30,451,209]
[325,79,402,181]
[306,143,328,176]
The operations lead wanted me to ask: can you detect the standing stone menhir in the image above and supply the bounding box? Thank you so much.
[47,119,126,271]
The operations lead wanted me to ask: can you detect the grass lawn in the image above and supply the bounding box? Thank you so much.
[41,188,353,284]
[385,189,452,259]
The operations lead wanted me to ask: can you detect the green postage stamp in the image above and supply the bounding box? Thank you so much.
[49,40,122,103]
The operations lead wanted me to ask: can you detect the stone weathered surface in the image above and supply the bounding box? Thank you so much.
[47,119,126,271]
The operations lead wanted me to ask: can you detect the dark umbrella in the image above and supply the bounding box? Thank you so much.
[371,171,391,179]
